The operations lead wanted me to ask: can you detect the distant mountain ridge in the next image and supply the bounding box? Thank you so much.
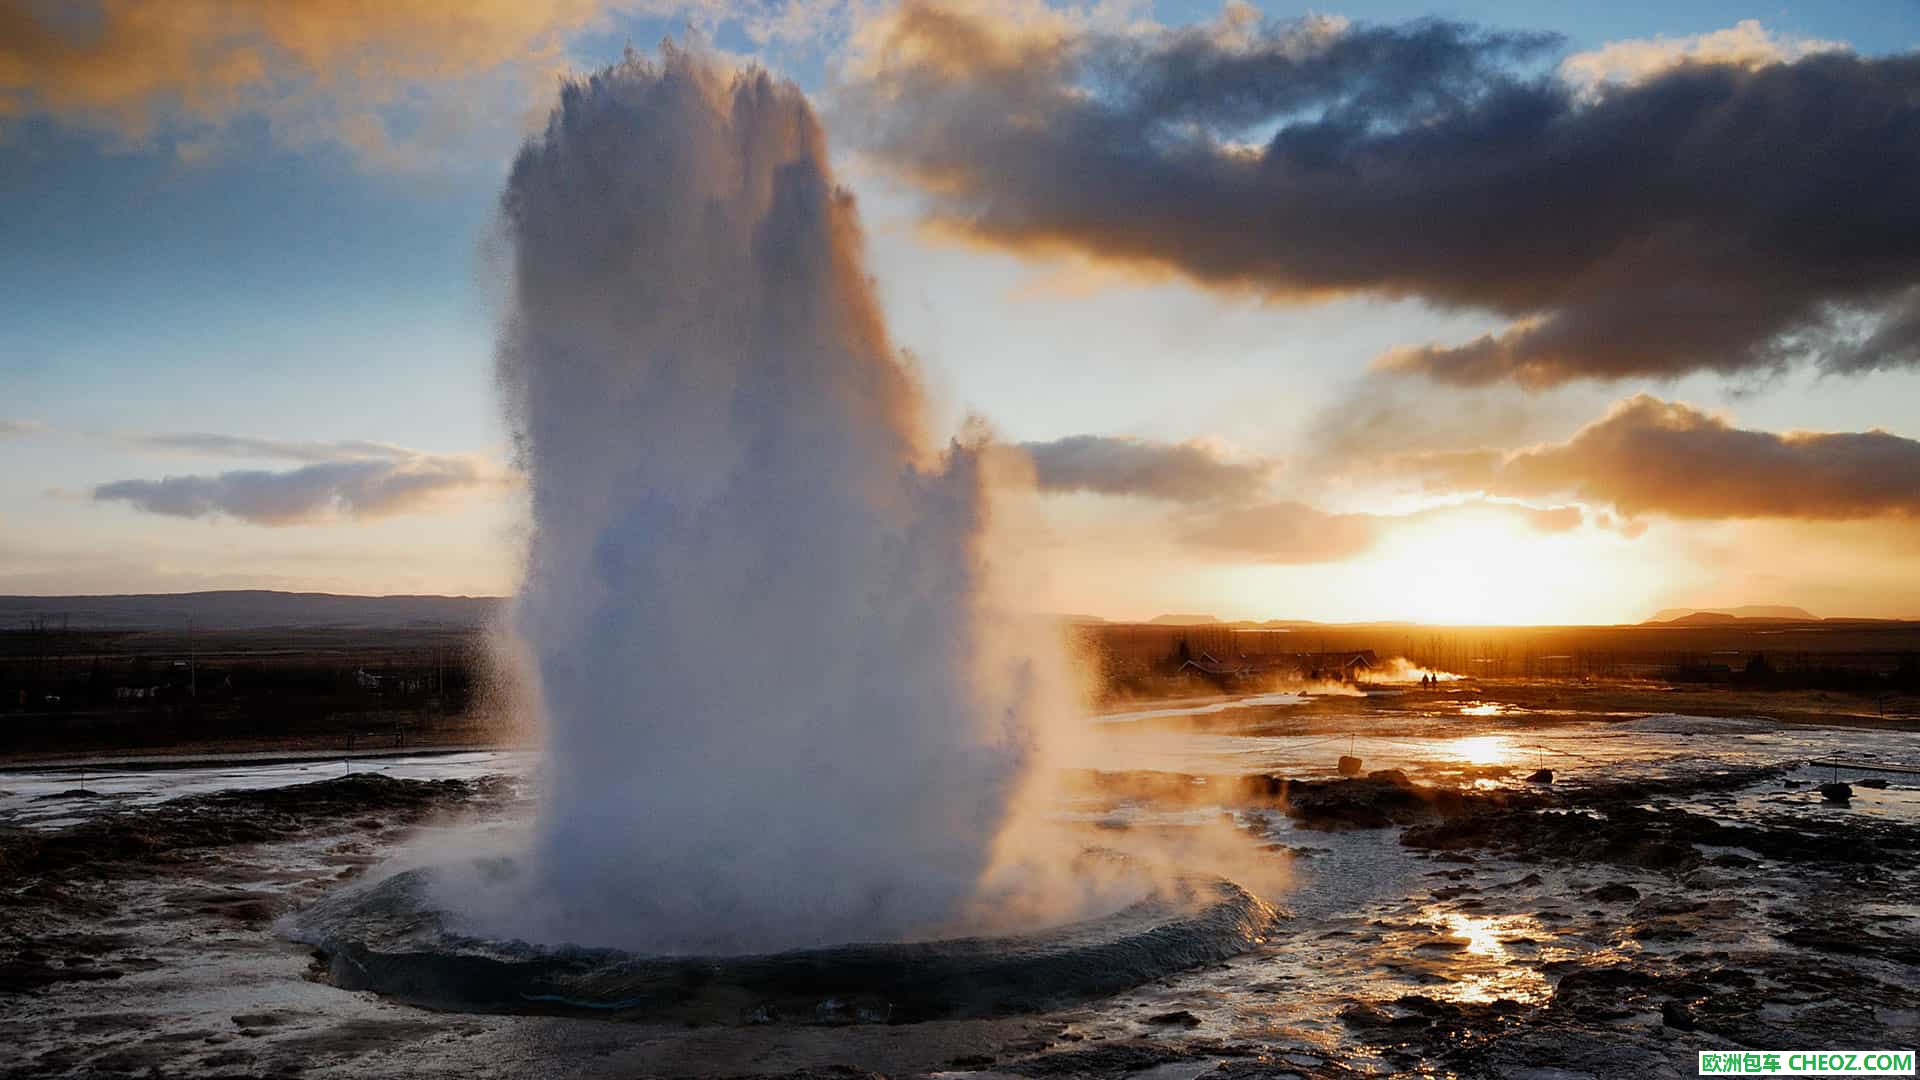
[0,590,503,631]
[1646,605,1817,624]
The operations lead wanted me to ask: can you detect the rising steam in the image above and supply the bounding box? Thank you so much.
[490,45,1084,953]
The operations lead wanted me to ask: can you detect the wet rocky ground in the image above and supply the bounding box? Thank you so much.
[1,701,1916,1078]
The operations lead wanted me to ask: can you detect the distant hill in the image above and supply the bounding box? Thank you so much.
[0,590,503,631]
[1148,613,1222,626]
[1662,611,1742,626]
[1646,605,1817,624]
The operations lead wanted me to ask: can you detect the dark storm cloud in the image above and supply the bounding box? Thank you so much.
[1178,498,1584,563]
[1407,395,1920,520]
[93,456,497,526]
[844,4,1920,386]
[1019,434,1270,502]
[1825,287,1920,376]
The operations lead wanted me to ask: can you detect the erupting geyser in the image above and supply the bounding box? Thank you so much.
[492,45,1072,954]
[291,48,1277,1016]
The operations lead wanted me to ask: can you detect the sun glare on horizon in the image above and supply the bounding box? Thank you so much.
[1342,509,1657,626]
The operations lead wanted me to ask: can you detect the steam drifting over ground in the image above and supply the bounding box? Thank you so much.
[485,45,1091,954]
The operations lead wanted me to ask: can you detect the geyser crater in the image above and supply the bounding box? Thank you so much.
[292,860,1275,1023]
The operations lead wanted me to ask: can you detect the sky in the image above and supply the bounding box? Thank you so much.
[3,0,1919,624]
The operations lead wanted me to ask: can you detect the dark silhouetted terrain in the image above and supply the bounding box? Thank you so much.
[0,591,501,631]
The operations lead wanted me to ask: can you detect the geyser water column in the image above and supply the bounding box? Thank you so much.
[493,46,1065,954]
[289,48,1281,1013]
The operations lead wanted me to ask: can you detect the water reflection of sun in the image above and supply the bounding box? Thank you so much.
[1449,735,1516,766]
[1437,913,1550,1005]
[1445,913,1506,956]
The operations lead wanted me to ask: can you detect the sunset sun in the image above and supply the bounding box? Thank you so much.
[1326,508,1588,625]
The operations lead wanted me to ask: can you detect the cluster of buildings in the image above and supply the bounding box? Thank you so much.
[1177,649,1380,684]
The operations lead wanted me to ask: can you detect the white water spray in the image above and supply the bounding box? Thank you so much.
[492,46,1079,954]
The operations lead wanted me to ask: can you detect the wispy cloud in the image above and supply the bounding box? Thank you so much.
[1013,423,1594,563]
[0,0,604,164]
[128,432,419,464]
[94,428,514,525]
[1018,434,1270,503]
[1174,500,1385,564]
[1400,394,1920,521]
[0,419,45,438]
[92,455,505,526]
[1177,498,1585,564]
[0,1,859,168]
[841,3,1920,386]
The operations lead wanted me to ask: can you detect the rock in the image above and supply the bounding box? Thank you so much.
[1783,779,1804,788]
[1818,782,1852,803]
[1338,1002,1419,1029]
[1856,778,1889,789]
[1401,817,1493,851]
[1366,768,1409,784]
[1549,964,1662,1022]
[1273,775,1428,829]
[1143,1010,1202,1028]
[1660,999,1697,1030]
[1587,883,1641,904]
[0,774,511,883]
[1010,1043,1194,1075]
[1337,756,1364,776]
[0,957,128,994]
[1626,840,1697,869]
[1526,768,1554,784]
[1679,867,1735,890]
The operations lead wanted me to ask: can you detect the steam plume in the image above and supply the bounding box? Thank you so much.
[493,46,1078,953]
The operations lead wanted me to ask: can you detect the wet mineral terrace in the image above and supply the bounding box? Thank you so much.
[2,684,1916,1078]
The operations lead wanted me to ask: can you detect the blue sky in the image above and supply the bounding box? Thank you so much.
[3,1,1918,620]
